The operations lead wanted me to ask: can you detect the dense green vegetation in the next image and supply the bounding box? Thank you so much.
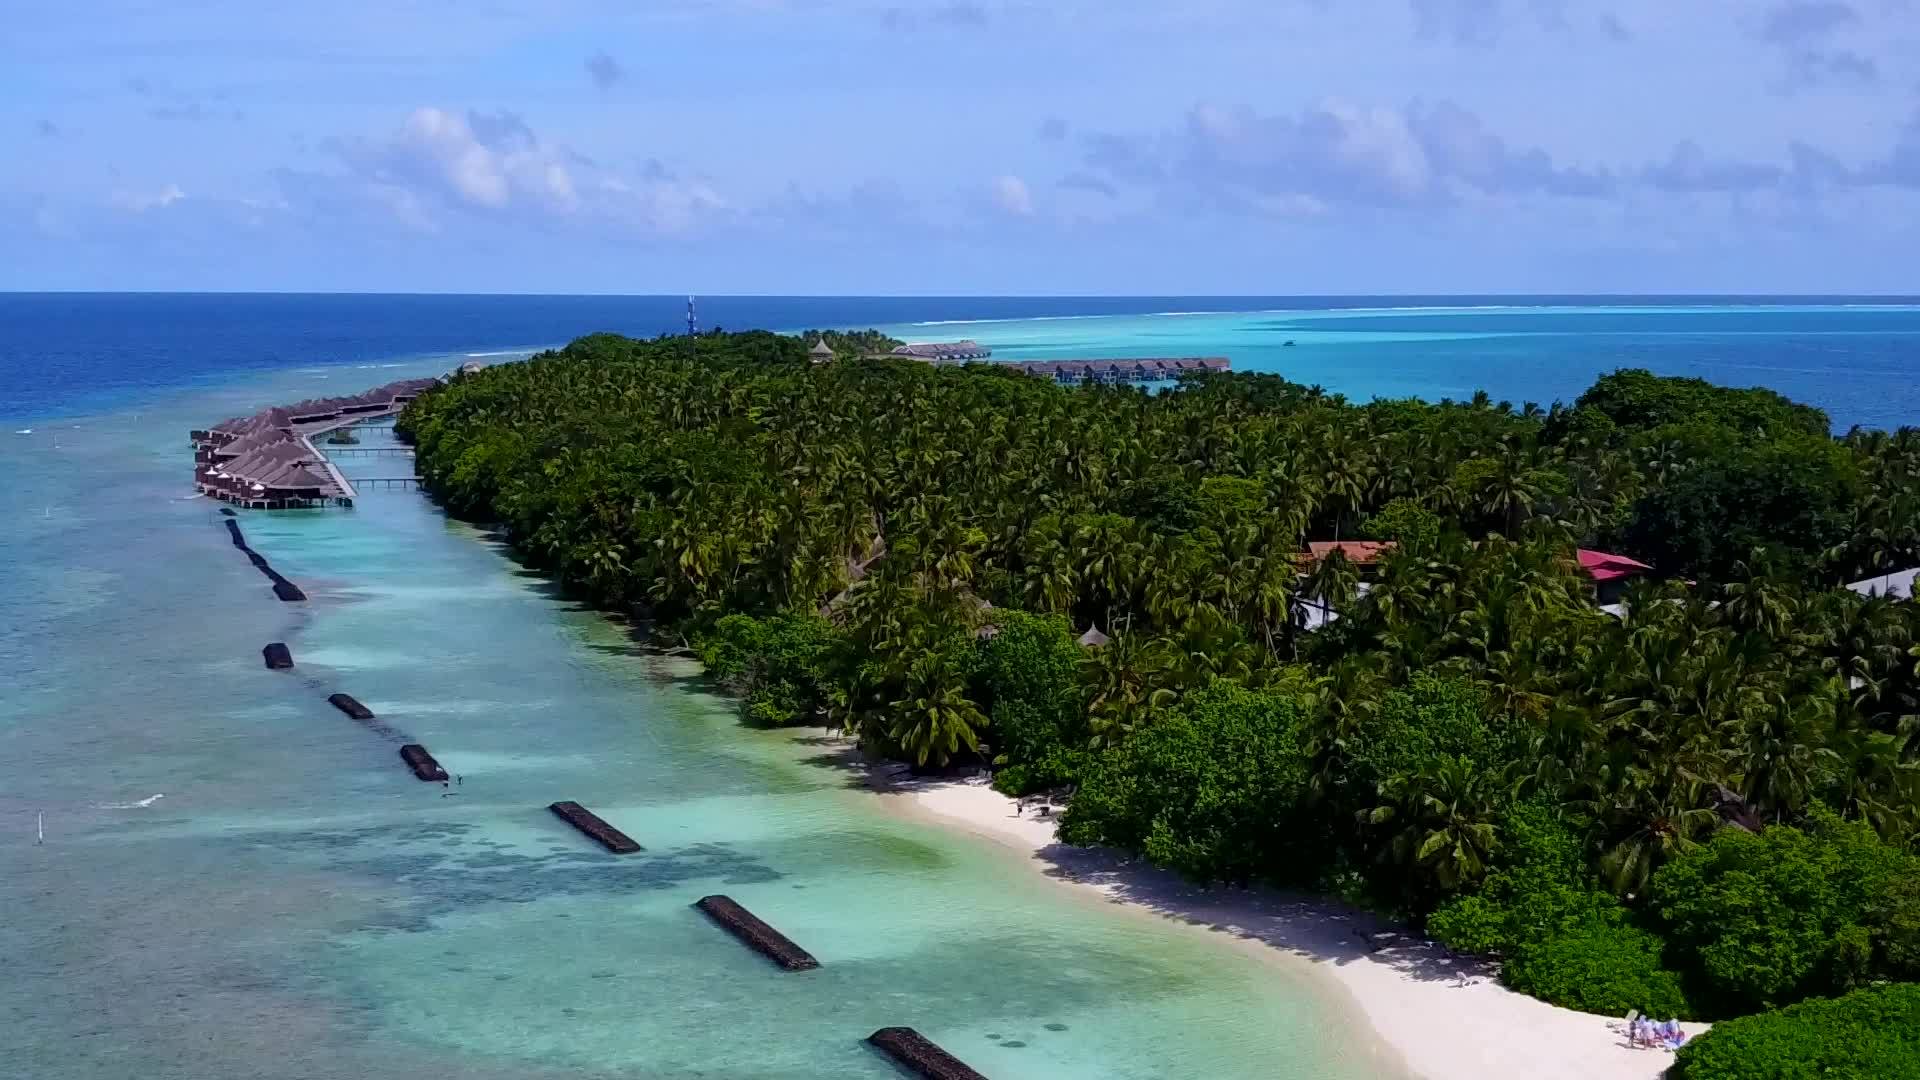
[798,328,902,359]
[1669,983,1920,1080]
[400,330,1920,1065]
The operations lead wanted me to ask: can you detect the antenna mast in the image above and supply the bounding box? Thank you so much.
[686,295,698,337]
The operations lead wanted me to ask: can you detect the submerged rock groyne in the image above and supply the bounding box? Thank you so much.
[866,1027,988,1079]
[398,744,449,782]
[327,693,375,721]
[220,518,306,601]
[548,801,642,853]
[694,895,819,971]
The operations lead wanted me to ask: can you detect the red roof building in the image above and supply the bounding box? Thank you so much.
[1577,549,1653,603]
[1305,540,1396,567]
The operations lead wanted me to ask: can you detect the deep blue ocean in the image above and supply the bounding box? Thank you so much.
[6,293,1920,428]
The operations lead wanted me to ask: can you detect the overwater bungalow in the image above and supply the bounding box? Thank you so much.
[891,340,992,361]
[1009,357,1230,384]
[189,376,440,509]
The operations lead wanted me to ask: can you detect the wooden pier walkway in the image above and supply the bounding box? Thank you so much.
[299,433,360,501]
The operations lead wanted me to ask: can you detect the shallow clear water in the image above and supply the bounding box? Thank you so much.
[0,361,1394,1079]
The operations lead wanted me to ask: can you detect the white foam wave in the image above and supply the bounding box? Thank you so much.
[910,313,1116,327]
[97,793,165,809]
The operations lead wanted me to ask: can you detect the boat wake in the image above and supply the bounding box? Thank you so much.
[98,793,165,809]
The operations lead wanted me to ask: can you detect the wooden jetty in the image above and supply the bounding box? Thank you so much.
[398,744,449,782]
[694,895,819,971]
[547,801,642,853]
[262,642,293,670]
[867,1027,988,1079]
[327,693,376,721]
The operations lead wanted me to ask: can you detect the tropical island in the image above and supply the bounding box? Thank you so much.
[398,329,1920,1079]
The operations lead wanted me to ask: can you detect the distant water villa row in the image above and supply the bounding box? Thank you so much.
[845,338,1234,384]
[188,377,440,508]
[1002,357,1231,384]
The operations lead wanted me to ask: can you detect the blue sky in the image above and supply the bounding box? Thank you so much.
[4,0,1918,293]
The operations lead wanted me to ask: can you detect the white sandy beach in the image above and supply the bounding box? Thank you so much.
[869,769,1686,1080]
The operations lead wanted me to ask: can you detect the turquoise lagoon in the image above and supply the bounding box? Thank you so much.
[878,303,1920,430]
[0,360,1397,1079]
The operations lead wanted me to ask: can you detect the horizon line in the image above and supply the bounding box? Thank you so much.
[5,290,1920,301]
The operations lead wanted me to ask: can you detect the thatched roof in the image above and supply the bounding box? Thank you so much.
[262,463,333,492]
[215,428,299,459]
[236,407,294,434]
[1077,626,1111,647]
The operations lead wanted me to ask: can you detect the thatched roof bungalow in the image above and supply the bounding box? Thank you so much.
[892,340,992,361]
[1009,357,1229,384]
[210,428,299,462]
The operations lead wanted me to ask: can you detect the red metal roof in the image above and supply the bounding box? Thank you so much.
[1305,541,1395,565]
[1577,548,1653,582]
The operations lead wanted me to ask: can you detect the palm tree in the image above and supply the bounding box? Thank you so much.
[886,650,988,767]
[1082,629,1178,748]
[1386,755,1502,892]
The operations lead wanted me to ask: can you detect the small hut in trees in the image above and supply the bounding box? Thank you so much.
[808,337,835,364]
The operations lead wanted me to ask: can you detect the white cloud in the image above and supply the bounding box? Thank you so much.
[354,107,558,212]
[1080,98,1611,215]
[324,107,723,232]
[991,174,1035,215]
[109,184,187,212]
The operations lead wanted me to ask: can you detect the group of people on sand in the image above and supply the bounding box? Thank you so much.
[1628,1015,1688,1050]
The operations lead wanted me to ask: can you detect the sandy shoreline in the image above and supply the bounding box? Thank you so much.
[865,768,1683,1080]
